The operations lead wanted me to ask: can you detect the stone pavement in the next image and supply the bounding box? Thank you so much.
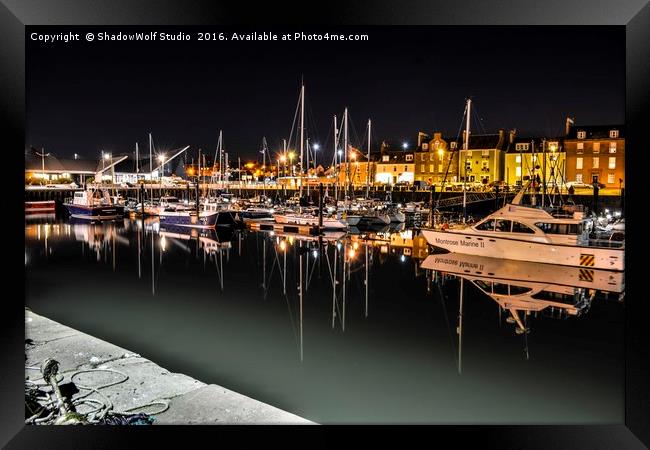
[24,309,314,425]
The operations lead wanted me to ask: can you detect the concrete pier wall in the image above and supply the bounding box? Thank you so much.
[24,309,314,425]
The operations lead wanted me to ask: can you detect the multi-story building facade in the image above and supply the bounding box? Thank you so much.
[414,132,458,185]
[458,129,511,184]
[504,137,566,188]
[564,124,625,188]
[374,145,415,186]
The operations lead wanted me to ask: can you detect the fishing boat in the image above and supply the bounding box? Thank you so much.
[420,185,624,271]
[159,204,239,229]
[63,188,125,220]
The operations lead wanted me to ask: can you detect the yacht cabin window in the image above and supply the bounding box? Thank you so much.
[511,221,536,233]
[534,222,583,235]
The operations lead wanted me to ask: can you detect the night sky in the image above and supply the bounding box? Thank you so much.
[26,26,625,162]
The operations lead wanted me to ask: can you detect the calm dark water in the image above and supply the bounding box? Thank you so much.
[25,216,625,424]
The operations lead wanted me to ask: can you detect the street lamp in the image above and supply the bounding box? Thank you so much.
[158,154,166,179]
[288,151,295,176]
[402,142,408,150]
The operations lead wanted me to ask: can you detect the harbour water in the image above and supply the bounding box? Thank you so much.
[25,216,624,424]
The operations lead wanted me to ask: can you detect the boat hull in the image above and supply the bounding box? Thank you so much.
[159,210,238,228]
[421,228,624,271]
[25,200,56,214]
[274,214,347,230]
[64,204,125,220]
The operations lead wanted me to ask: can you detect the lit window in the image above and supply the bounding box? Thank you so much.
[422,143,429,150]
[576,173,583,183]
[577,131,586,139]
[438,152,443,162]
[515,143,529,151]
[430,153,435,161]
[438,165,443,173]
[593,142,600,153]
[608,157,616,169]
[482,149,490,156]
[515,155,521,163]
[467,150,472,157]
[429,164,434,172]
[450,142,457,149]
[515,166,522,177]
[405,154,413,161]
[609,142,617,153]
[532,155,537,163]
[576,157,583,170]
[421,164,425,172]
[608,173,615,184]
[382,155,389,162]
[609,130,619,138]
[420,154,425,161]
[592,157,599,169]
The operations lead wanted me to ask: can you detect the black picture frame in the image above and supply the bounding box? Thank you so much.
[4,1,648,448]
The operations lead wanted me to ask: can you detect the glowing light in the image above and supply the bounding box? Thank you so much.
[279,240,287,251]
[348,249,356,259]
[400,254,406,262]
[312,250,318,258]
[352,242,359,250]
[280,155,287,163]
[350,152,356,161]
[336,242,342,250]
[158,154,166,162]
[103,153,111,160]
[313,144,320,150]
[337,149,343,156]
[614,211,621,217]
[161,235,167,252]
[402,142,408,149]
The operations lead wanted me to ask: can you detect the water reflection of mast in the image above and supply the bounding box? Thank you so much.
[365,240,369,317]
[458,277,464,375]
[299,240,304,362]
[151,223,155,296]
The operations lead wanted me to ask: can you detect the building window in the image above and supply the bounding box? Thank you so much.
[577,142,584,153]
[592,157,599,169]
[450,142,457,149]
[609,142,617,153]
[608,157,616,169]
[608,173,615,184]
[593,142,600,153]
[430,153,435,161]
[466,150,472,157]
[532,155,538,163]
[515,155,521,163]
[438,152,443,162]
[393,166,397,172]
[422,143,429,150]
[515,143,529,151]
[577,131,586,139]
[515,166,522,177]
[405,154,413,161]
[429,164,434,172]
[382,155,389,162]
[482,161,489,172]
[482,149,490,156]
[610,130,619,138]
[438,164,443,173]
[420,154,425,161]
[576,157,583,170]
[421,164,425,172]
[404,166,408,172]
[576,173,583,183]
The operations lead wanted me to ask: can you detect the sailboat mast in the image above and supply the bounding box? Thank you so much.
[262,137,267,193]
[344,108,349,203]
[542,138,546,207]
[299,83,305,198]
[463,99,471,222]
[135,142,139,175]
[333,115,338,206]
[149,133,153,202]
[366,119,371,199]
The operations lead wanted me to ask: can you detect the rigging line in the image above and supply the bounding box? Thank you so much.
[434,106,468,209]
[285,87,302,152]
[471,102,487,134]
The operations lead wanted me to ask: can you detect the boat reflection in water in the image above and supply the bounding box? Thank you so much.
[421,252,624,336]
